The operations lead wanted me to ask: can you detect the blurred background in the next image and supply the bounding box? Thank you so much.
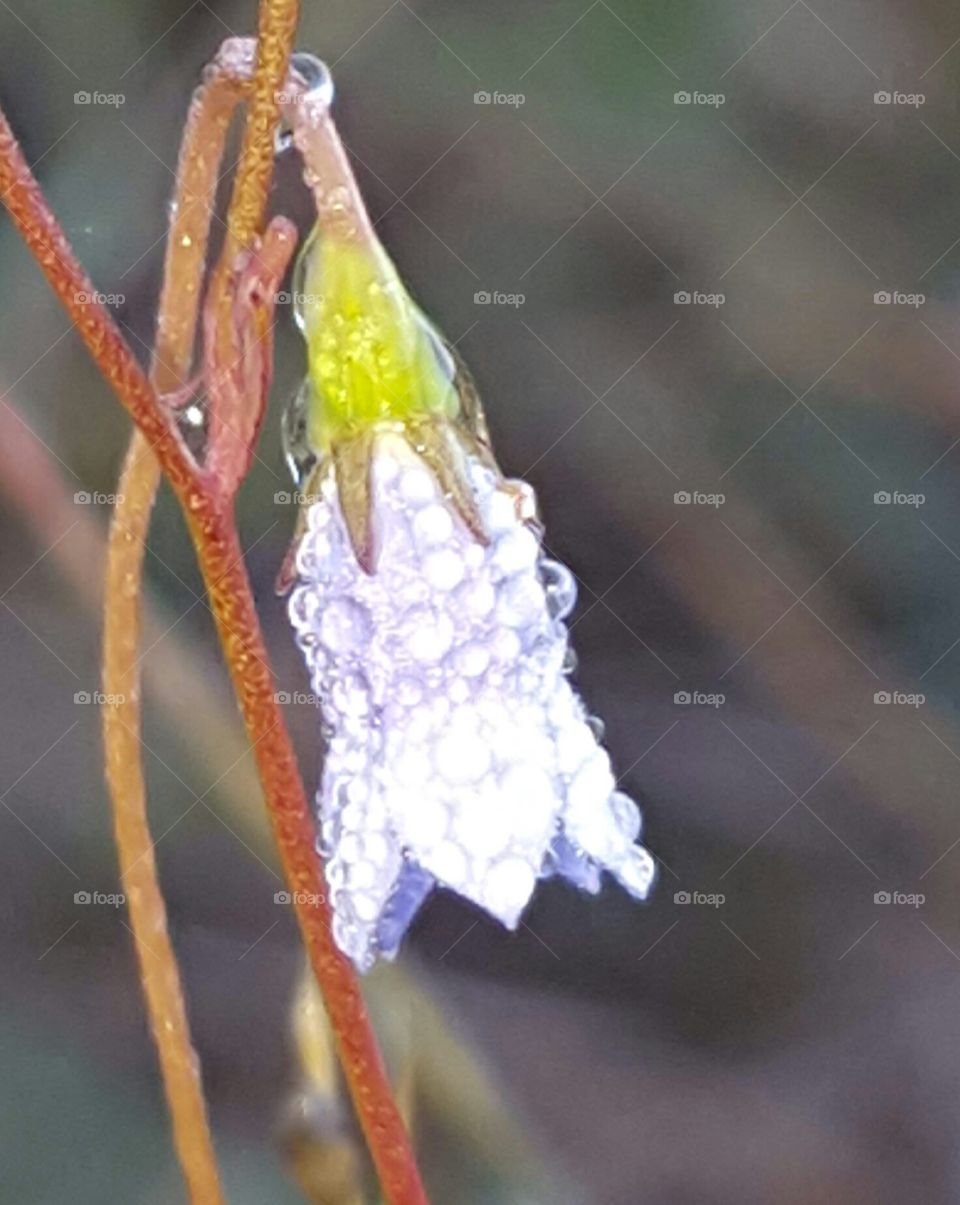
[2,1,960,1201]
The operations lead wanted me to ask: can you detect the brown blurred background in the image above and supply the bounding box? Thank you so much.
[3,1,960,1201]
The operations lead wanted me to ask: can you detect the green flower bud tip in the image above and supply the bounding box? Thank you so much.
[287,218,491,574]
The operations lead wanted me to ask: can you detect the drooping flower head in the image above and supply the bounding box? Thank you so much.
[282,69,655,970]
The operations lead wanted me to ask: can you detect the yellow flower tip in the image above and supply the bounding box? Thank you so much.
[288,219,496,574]
[295,225,460,452]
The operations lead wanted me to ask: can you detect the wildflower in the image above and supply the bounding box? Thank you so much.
[282,87,655,970]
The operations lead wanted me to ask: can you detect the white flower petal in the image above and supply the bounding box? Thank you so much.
[288,432,656,970]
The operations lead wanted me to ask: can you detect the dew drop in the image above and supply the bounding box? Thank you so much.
[290,53,335,110]
[273,126,295,155]
[587,713,606,742]
[291,229,319,335]
[282,377,316,485]
[541,558,578,620]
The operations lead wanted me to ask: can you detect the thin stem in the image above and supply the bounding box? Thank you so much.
[207,4,303,435]
[0,53,428,1205]
[101,60,257,1205]
[152,70,247,395]
[105,441,225,1203]
[289,86,381,252]
[223,3,301,256]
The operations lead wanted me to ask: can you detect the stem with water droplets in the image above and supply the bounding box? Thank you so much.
[0,42,429,1205]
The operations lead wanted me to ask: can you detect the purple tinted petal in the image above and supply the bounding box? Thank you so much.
[376,861,436,957]
[545,834,602,894]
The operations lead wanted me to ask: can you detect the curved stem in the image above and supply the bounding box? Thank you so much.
[0,29,427,1205]
[104,440,225,1203]
[101,57,259,1205]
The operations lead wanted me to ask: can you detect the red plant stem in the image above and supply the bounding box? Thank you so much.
[0,105,429,1205]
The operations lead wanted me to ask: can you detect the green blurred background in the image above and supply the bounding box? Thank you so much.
[3,1,960,1201]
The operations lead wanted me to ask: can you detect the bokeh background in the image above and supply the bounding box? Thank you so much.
[3,1,960,1201]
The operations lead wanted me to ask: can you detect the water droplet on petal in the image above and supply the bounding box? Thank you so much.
[541,558,578,620]
[587,713,606,743]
